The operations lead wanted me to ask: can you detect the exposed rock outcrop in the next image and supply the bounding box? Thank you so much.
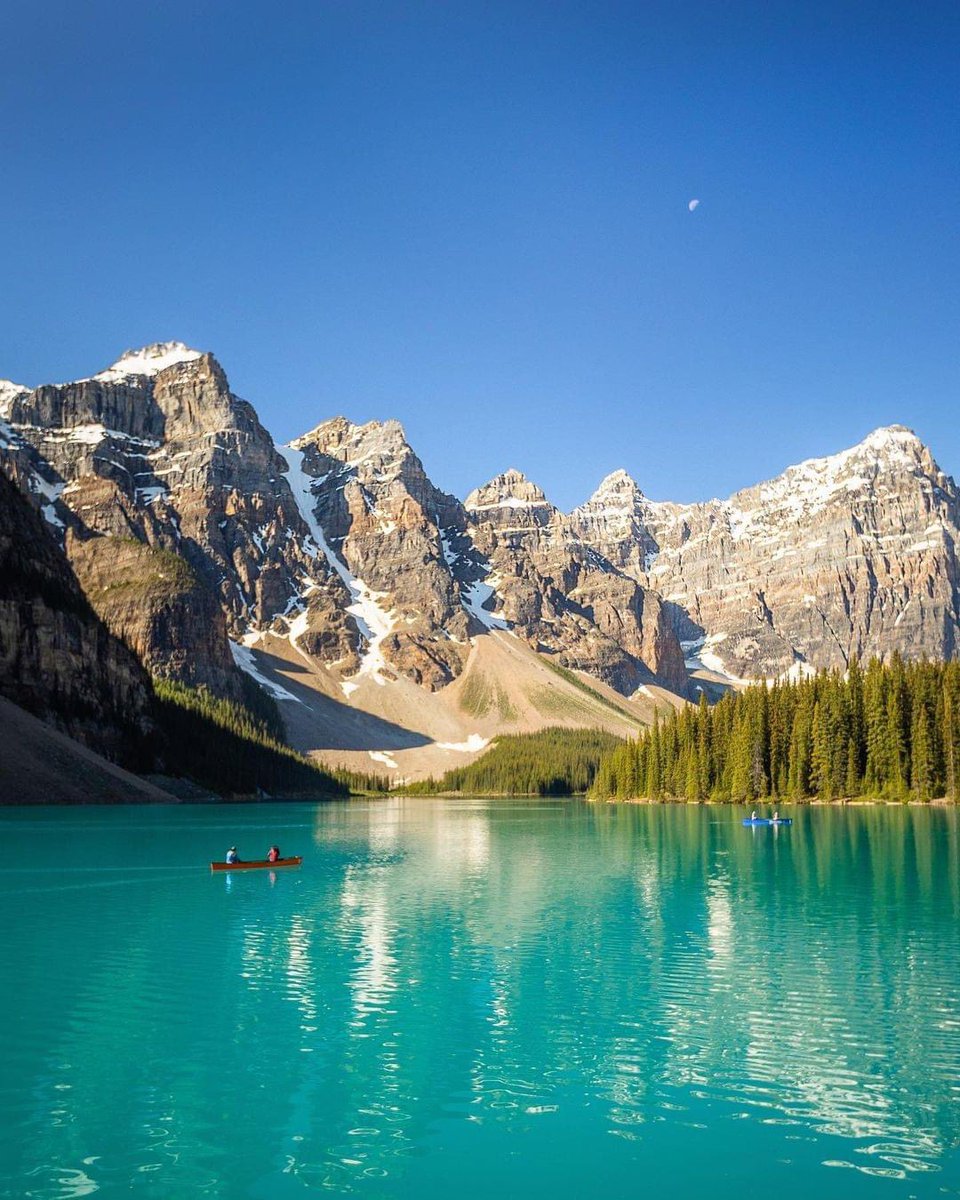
[0,469,155,768]
[5,342,957,755]
[465,470,689,694]
[570,426,960,679]
[279,423,689,697]
[1,344,350,698]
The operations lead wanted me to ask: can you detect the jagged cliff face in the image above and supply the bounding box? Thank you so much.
[0,344,350,697]
[465,470,689,694]
[3,342,957,741]
[278,417,473,691]
[570,426,960,679]
[274,424,689,697]
[0,469,154,766]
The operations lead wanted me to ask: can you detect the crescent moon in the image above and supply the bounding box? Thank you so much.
[688,199,700,212]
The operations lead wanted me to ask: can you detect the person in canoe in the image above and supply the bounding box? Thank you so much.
[267,845,281,863]
[226,847,239,864]
[751,810,758,820]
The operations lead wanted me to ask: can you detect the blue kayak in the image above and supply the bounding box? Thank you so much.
[743,817,793,826]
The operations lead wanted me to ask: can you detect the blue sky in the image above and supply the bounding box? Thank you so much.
[2,1,958,509]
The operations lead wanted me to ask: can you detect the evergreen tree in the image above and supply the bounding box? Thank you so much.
[589,657,960,804]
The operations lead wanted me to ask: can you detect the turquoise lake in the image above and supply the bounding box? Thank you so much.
[1,799,958,1198]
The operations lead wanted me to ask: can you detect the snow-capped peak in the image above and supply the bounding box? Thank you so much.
[0,379,28,418]
[710,425,933,543]
[745,425,926,500]
[93,342,204,383]
[854,424,923,458]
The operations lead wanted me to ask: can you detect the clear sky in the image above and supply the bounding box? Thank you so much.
[2,1,958,509]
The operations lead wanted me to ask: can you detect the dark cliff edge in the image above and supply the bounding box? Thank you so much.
[0,468,157,772]
[0,469,371,803]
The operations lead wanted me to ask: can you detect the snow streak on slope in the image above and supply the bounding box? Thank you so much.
[229,640,304,703]
[279,446,394,693]
[440,530,509,631]
[461,575,510,630]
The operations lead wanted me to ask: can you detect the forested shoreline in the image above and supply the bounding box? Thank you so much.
[591,658,960,803]
[403,728,622,796]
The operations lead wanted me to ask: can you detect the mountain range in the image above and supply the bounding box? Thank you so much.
[2,341,958,784]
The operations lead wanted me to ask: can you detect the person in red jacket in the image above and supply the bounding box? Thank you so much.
[266,845,281,863]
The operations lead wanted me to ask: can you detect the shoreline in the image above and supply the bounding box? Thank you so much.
[590,795,955,807]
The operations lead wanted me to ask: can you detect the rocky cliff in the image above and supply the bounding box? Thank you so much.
[465,470,689,694]
[4,342,958,784]
[0,468,155,768]
[277,420,688,698]
[570,426,960,680]
[0,344,350,699]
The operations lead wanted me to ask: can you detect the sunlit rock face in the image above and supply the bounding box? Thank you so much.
[284,417,474,691]
[4,342,955,714]
[569,427,960,678]
[465,469,689,695]
[0,345,349,698]
[275,423,689,697]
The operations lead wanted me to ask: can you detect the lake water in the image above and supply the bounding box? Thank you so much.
[1,799,958,1198]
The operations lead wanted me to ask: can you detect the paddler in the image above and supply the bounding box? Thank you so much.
[226,847,239,864]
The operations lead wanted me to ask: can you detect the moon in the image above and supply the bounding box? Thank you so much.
[688,199,700,212]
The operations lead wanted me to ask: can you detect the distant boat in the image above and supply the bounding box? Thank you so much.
[210,857,302,871]
[742,818,792,827]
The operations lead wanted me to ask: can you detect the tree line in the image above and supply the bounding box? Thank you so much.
[591,658,960,803]
[404,727,623,796]
[153,678,389,798]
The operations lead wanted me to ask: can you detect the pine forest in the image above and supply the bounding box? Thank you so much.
[403,727,622,796]
[591,658,960,804]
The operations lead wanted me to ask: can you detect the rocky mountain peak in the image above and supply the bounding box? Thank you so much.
[293,415,410,464]
[465,469,552,513]
[93,342,205,382]
[0,380,27,419]
[579,468,645,510]
[725,424,944,526]
[569,469,659,582]
[851,425,944,476]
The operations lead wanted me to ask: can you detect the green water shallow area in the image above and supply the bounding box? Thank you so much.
[1,800,958,1198]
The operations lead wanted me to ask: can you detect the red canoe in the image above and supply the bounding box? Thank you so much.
[210,857,302,871]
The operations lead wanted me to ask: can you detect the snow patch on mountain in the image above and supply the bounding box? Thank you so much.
[436,734,490,752]
[441,529,509,631]
[682,634,752,684]
[0,380,27,418]
[229,640,304,704]
[135,485,168,505]
[369,750,399,769]
[93,342,204,382]
[779,659,817,683]
[461,573,509,630]
[279,445,395,693]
